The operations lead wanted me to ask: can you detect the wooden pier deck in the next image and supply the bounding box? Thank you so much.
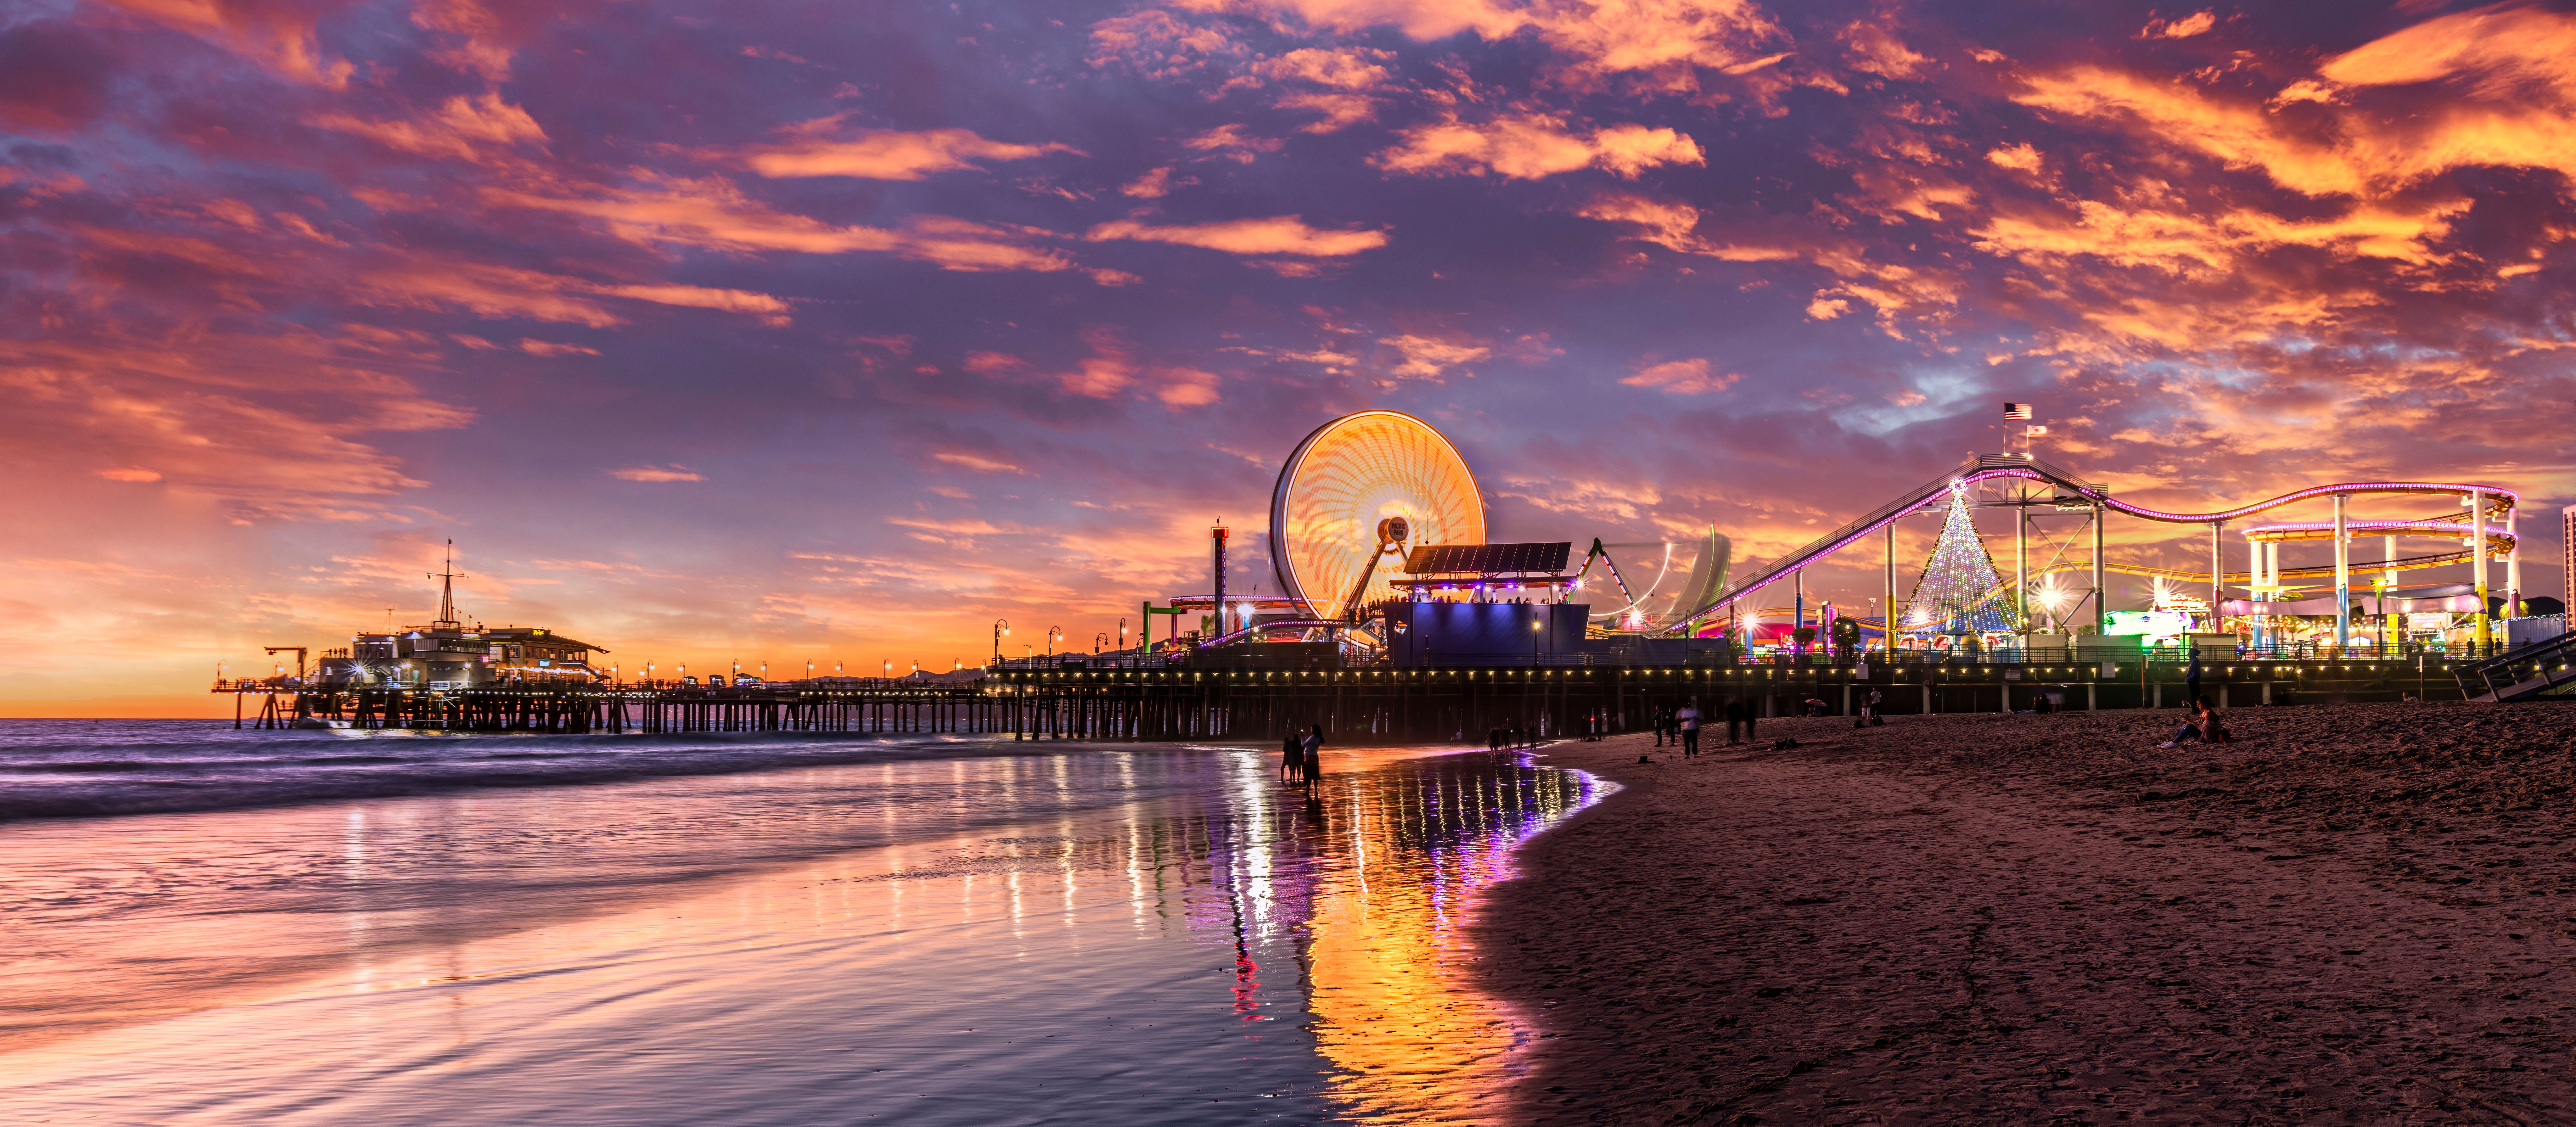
[215,656,2472,737]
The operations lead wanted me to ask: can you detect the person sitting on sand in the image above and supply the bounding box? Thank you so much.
[2159,697,2226,749]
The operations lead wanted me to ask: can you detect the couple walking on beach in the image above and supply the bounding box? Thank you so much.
[1280,726,1322,786]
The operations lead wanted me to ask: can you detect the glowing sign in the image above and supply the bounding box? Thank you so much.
[2103,609,2192,639]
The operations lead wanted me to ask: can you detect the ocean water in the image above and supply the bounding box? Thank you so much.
[0,721,1608,1124]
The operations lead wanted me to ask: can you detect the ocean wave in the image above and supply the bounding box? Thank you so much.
[0,720,1112,822]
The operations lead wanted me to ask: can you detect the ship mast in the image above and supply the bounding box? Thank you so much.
[429,539,467,629]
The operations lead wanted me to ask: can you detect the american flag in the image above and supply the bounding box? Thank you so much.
[2002,402,2033,420]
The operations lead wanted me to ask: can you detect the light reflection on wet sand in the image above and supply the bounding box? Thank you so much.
[0,742,1603,1124]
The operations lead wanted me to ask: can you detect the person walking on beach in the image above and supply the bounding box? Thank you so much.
[1725,698,1744,745]
[1301,725,1323,788]
[1651,706,1668,747]
[1675,699,1702,758]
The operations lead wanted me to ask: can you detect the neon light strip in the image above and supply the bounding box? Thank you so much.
[2245,519,2519,548]
[1694,468,2520,615]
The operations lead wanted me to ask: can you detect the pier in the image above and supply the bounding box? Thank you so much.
[216,653,2483,737]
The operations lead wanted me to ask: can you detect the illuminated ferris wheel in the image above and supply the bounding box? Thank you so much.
[1270,410,1486,620]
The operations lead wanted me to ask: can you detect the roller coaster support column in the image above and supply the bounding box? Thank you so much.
[2383,535,2400,650]
[2333,495,2351,652]
[2245,528,2263,648]
[2472,489,2491,650]
[2505,501,2521,618]
[2014,492,2028,644]
[2208,522,2222,629]
[1884,523,1897,653]
[2091,500,2106,632]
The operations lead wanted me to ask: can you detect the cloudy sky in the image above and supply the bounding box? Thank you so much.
[5,0,2573,713]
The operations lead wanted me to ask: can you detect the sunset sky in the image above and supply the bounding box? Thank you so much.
[5,0,2573,715]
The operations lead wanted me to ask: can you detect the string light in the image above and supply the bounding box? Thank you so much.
[1900,483,2015,637]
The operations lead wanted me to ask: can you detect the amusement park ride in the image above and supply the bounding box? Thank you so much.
[1162,410,2537,666]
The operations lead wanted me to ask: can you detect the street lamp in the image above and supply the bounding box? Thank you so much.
[1118,617,1129,659]
[1094,632,1108,656]
[1532,617,1543,665]
[883,659,892,677]
[1048,626,1063,664]
[993,619,1011,665]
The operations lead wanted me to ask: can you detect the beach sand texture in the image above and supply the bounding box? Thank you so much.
[1479,700,2576,1124]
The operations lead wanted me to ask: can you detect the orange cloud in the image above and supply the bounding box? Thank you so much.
[1169,0,1781,93]
[746,123,1080,179]
[93,0,354,86]
[1575,193,1799,260]
[1620,357,1738,394]
[1086,215,1389,256]
[518,339,601,356]
[486,178,1081,274]
[1255,46,1392,87]
[1984,142,2042,172]
[2138,10,2217,39]
[598,284,793,325]
[1183,123,1286,162]
[610,464,704,482]
[1378,334,1489,380]
[1374,115,1703,179]
[308,93,547,163]
[932,450,1024,473]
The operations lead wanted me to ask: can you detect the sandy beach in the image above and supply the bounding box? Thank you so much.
[1479,700,2576,1124]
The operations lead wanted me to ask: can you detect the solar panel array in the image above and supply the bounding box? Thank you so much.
[1400,542,1572,576]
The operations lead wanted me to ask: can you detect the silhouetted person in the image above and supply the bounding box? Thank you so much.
[1302,725,1323,788]
[1725,698,1744,745]
[1282,731,1303,783]
[1675,698,1702,758]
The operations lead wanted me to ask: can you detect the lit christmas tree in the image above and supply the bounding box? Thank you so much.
[1900,483,2017,636]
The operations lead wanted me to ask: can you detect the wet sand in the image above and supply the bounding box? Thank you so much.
[1480,700,2576,1124]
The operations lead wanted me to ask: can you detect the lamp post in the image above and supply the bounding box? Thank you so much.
[1048,626,1063,664]
[1094,632,1108,657]
[1118,617,1129,661]
[645,660,654,687]
[1532,616,1543,666]
[993,619,1011,665]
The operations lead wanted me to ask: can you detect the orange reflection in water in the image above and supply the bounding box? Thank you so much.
[1295,754,1597,1121]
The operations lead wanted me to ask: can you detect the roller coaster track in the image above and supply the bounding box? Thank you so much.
[1665,453,2520,633]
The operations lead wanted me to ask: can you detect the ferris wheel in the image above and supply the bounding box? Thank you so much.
[1270,411,1486,621]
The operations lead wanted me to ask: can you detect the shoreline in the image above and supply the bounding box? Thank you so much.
[1477,700,2576,1123]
